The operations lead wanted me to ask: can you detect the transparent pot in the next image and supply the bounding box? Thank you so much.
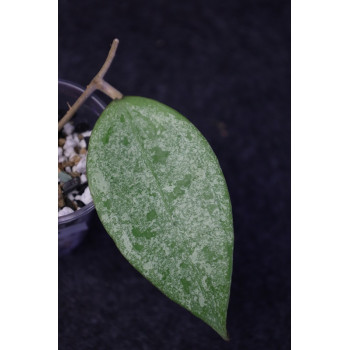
[58,79,106,256]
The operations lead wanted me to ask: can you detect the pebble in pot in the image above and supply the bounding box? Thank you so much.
[58,121,92,216]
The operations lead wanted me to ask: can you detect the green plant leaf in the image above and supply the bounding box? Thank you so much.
[87,96,234,339]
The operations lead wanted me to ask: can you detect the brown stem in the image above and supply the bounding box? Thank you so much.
[96,39,120,79]
[96,79,123,100]
[58,39,123,131]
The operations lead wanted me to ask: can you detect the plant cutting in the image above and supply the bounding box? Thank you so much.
[58,39,234,340]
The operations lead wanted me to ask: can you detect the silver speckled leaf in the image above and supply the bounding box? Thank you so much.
[87,97,234,339]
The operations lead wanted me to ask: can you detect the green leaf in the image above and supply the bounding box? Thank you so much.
[87,96,234,339]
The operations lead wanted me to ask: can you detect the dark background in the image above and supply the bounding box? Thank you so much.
[58,0,290,349]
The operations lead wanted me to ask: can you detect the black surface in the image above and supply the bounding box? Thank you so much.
[58,0,291,349]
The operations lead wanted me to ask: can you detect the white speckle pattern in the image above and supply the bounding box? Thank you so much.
[87,97,234,339]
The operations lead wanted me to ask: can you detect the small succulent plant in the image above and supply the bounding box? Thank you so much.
[58,39,234,340]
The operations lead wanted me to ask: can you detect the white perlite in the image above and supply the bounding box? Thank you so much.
[58,207,74,217]
[80,174,87,184]
[75,187,92,205]
[63,122,75,136]
[79,139,87,149]
[58,120,92,215]
[76,155,87,173]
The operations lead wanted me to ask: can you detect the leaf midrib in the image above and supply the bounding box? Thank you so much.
[125,108,174,221]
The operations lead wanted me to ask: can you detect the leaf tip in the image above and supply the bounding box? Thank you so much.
[216,327,230,341]
[222,332,230,342]
[208,317,230,341]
